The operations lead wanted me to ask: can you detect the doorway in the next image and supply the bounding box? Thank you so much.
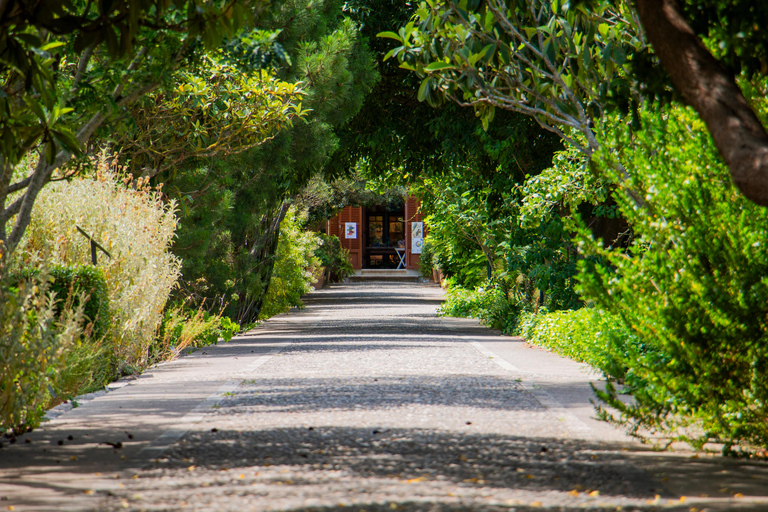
[364,210,405,268]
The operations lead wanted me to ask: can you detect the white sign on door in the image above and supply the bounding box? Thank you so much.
[411,222,423,254]
[345,222,357,239]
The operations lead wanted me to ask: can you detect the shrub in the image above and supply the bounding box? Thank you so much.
[0,262,85,433]
[13,264,111,341]
[259,207,321,319]
[16,151,181,366]
[152,304,240,362]
[418,238,436,280]
[578,105,768,451]
[517,308,637,379]
[315,233,354,283]
[438,279,523,333]
[9,265,119,403]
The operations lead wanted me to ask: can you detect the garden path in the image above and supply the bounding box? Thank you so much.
[1,282,768,511]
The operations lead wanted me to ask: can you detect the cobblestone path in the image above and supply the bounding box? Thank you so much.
[3,282,768,511]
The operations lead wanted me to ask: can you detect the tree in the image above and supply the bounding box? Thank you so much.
[378,0,642,157]
[633,0,768,206]
[162,0,378,323]
[381,0,768,206]
[0,0,263,256]
[115,56,307,178]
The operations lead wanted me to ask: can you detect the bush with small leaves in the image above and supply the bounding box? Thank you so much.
[0,260,85,433]
[15,151,181,366]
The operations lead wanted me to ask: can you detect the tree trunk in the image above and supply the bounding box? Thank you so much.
[634,0,768,206]
[235,200,291,324]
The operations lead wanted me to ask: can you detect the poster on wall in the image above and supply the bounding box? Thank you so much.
[345,222,357,239]
[411,222,423,254]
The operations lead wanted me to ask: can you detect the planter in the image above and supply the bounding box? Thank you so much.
[311,266,327,289]
[432,268,445,287]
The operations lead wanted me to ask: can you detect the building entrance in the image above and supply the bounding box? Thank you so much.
[364,210,405,268]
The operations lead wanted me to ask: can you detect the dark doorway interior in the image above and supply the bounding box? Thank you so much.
[364,210,405,268]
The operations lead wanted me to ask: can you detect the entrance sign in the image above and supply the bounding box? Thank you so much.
[411,222,423,254]
[345,222,357,239]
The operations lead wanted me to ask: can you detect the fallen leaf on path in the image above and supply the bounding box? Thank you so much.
[646,494,660,505]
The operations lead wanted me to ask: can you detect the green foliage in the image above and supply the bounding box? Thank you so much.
[519,146,609,229]
[577,104,768,451]
[417,158,583,311]
[259,207,321,319]
[167,162,239,312]
[417,238,436,280]
[0,0,260,169]
[517,308,636,378]
[381,0,642,151]
[439,280,523,334]
[17,154,181,365]
[153,305,240,362]
[315,234,354,283]
[119,57,308,177]
[0,264,85,433]
[13,265,111,341]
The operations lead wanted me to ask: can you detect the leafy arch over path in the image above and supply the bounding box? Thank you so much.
[380,0,768,206]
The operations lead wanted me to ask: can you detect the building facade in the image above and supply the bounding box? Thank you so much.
[323,196,425,270]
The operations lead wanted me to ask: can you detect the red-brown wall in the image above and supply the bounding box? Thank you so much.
[326,195,426,270]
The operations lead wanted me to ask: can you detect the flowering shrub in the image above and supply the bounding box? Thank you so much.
[16,152,181,364]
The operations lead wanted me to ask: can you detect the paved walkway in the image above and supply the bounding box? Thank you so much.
[1,282,768,511]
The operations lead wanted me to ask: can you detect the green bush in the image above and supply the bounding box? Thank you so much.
[152,305,240,361]
[14,264,111,341]
[438,280,523,333]
[259,207,321,319]
[315,233,354,283]
[418,238,436,279]
[0,263,85,433]
[517,308,637,380]
[578,105,768,451]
